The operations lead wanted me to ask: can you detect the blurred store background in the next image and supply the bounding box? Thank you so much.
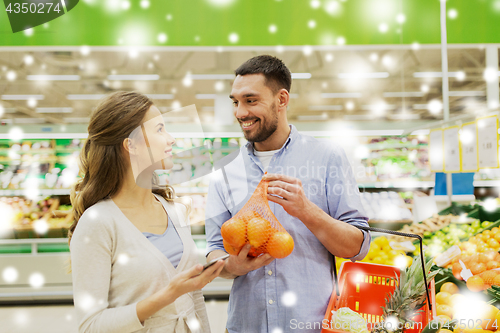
[1,0,500,332]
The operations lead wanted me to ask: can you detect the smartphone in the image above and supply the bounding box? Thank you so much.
[203,254,230,270]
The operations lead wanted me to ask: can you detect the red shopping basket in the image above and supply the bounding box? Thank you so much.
[321,226,436,333]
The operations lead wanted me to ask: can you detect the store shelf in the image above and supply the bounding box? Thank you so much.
[366,142,428,150]
[474,180,500,187]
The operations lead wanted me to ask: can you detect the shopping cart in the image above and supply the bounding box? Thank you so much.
[321,226,436,333]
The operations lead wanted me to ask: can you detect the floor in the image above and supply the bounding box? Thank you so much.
[0,300,229,333]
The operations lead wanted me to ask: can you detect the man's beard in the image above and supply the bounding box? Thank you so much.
[241,104,279,143]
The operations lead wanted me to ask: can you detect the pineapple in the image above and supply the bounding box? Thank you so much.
[373,257,439,333]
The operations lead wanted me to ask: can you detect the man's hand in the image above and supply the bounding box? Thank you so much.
[208,245,274,279]
[264,173,315,221]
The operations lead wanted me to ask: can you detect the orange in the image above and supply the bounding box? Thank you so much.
[495,311,500,331]
[471,263,487,275]
[495,234,500,243]
[248,246,265,258]
[246,217,273,249]
[437,304,454,318]
[466,275,486,292]
[484,230,493,238]
[436,292,452,305]
[267,231,294,259]
[494,274,500,287]
[441,282,459,295]
[436,314,452,325]
[488,261,500,270]
[453,262,464,280]
[478,303,500,330]
[479,253,491,263]
[489,239,500,248]
[492,227,499,233]
[221,217,247,248]
[223,239,241,256]
[477,244,489,252]
[480,270,499,285]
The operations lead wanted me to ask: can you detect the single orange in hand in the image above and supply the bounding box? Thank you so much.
[248,246,265,258]
[466,275,486,292]
[223,239,242,256]
[247,217,273,249]
[221,217,247,248]
[267,231,294,259]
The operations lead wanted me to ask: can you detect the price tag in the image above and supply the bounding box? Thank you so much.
[460,121,478,172]
[477,115,499,169]
[429,129,444,172]
[444,126,460,172]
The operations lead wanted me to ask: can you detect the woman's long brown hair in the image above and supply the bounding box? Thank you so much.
[68,91,175,245]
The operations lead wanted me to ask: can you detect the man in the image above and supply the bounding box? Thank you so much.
[205,55,370,333]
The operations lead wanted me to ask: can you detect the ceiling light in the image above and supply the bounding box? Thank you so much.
[427,100,443,114]
[80,46,91,56]
[449,91,485,97]
[24,55,34,65]
[346,101,354,110]
[6,70,16,81]
[413,72,464,78]
[2,95,44,100]
[36,107,73,113]
[291,73,312,79]
[369,53,378,62]
[383,92,425,97]
[484,68,499,83]
[325,53,334,62]
[27,98,37,108]
[322,92,362,98]
[302,45,313,56]
[27,75,80,81]
[456,71,466,81]
[215,81,225,92]
[338,72,389,79]
[171,101,181,109]
[107,74,159,80]
[420,84,430,93]
[183,72,193,87]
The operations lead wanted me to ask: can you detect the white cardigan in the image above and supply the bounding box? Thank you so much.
[70,194,210,333]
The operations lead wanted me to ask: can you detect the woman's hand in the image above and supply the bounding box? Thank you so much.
[137,261,224,322]
[165,261,225,300]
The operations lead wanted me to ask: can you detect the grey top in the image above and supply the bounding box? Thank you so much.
[143,216,184,268]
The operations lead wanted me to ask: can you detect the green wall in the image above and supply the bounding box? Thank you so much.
[0,0,499,46]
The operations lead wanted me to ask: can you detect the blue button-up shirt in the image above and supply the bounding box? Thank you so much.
[205,125,370,333]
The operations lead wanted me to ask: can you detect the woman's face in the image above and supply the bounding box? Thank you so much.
[129,105,175,182]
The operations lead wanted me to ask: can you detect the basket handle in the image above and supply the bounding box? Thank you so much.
[332,226,432,311]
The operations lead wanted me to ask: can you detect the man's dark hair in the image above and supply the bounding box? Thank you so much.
[234,55,292,94]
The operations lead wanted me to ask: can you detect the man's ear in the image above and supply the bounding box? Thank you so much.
[277,89,290,110]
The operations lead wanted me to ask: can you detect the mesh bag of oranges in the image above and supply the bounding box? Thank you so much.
[221,177,294,259]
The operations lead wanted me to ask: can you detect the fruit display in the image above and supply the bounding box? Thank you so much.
[423,220,489,257]
[221,178,294,259]
[434,281,500,332]
[393,214,455,242]
[335,236,413,270]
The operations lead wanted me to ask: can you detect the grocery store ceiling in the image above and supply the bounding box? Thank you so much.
[0,46,498,128]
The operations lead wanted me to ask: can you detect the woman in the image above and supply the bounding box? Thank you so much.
[69,91,223,333]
